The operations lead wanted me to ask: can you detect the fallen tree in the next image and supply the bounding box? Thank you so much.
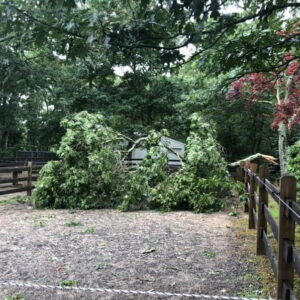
[229,153,278,167]
[34,111,236,212]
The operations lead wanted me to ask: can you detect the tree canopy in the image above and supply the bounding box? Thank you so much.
[0,0,300,177]
[1,1,299,71]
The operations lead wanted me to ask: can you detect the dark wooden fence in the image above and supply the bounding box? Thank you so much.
[16,150,58,162]
[236,162,300,300]
[0,162,44,196]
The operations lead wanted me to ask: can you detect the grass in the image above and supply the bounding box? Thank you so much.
[237,285,263,298]
[200,250,217,258]
[233,213,276,298]
[237,188,300,298]
[94,262,106,270]
[228,211,238,217]
[4,295,25,300]
[33,220,45,228]
[59,280,78,287]
[66,220,83,227]
[0,196,29,206]
[268,199,279,220]
[83,227,96,234]
[266,195,300,299]
[31,214,56,228]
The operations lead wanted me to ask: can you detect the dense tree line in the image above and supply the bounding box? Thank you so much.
[0,0,299,165]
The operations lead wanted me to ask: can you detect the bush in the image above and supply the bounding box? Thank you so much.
[287,141,300,200]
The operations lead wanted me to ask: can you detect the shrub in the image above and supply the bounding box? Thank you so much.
[287,141,300,199]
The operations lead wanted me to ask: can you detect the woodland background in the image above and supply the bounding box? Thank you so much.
[1,0,299,160]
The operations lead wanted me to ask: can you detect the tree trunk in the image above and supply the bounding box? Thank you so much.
[276,78,292,176]
[3,129,9,152]
[278,123,288,176]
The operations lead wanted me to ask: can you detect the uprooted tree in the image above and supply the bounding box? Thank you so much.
[34,111,235,212]
[150,113,235,212]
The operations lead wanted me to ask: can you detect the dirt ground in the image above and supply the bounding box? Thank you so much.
[0,196,263,300]
[0,192,28,202]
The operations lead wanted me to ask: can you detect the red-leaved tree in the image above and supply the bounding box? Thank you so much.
[227,55,300,175]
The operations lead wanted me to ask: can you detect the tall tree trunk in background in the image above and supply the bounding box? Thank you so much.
[3,130,8,151]
[276,78,292,176]
[278,123,288,175]
[0,96,7,152]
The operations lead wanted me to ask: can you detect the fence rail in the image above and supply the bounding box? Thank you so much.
[0,161,44,197]
[236,163,300,300]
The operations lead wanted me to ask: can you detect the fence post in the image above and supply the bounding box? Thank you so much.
[12,170,18,186]
[248,172,255,229]
[27,161,32,196]
[236,167,243,182]
[256,164,269,255]
[236,166,247,211]
[277,175,296,300]
[248,163,257,229]
[243,164,249,213]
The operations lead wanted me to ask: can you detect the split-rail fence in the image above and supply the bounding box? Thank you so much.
[0,161,45,196]
[236,162,300,300]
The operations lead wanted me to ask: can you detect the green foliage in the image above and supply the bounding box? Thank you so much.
[0,0,298,164]
[2,0,298,217]
[151,114,234,212]
[34,111,125,209]
[34,111,234,213]
[287,141,300,200]
[119,130,169,211]
[119,113,235,213]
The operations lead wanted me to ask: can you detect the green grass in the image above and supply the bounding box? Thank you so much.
[0,196,28,206]
[237,285,262,298]
[268,199,279,220]
[33,220,45,228]
[83,227,96,234]
[263,194,300,298]
[200,250,218,258]
[94,262,106,270]
[59,280,78,287]
[4,294,25,300]
[66,220,83,227]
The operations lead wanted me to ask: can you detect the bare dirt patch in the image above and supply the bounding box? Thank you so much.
[0,201,262,300]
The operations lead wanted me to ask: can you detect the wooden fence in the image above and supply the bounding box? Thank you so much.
[0,161,44,196]
[236,162,300,300]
